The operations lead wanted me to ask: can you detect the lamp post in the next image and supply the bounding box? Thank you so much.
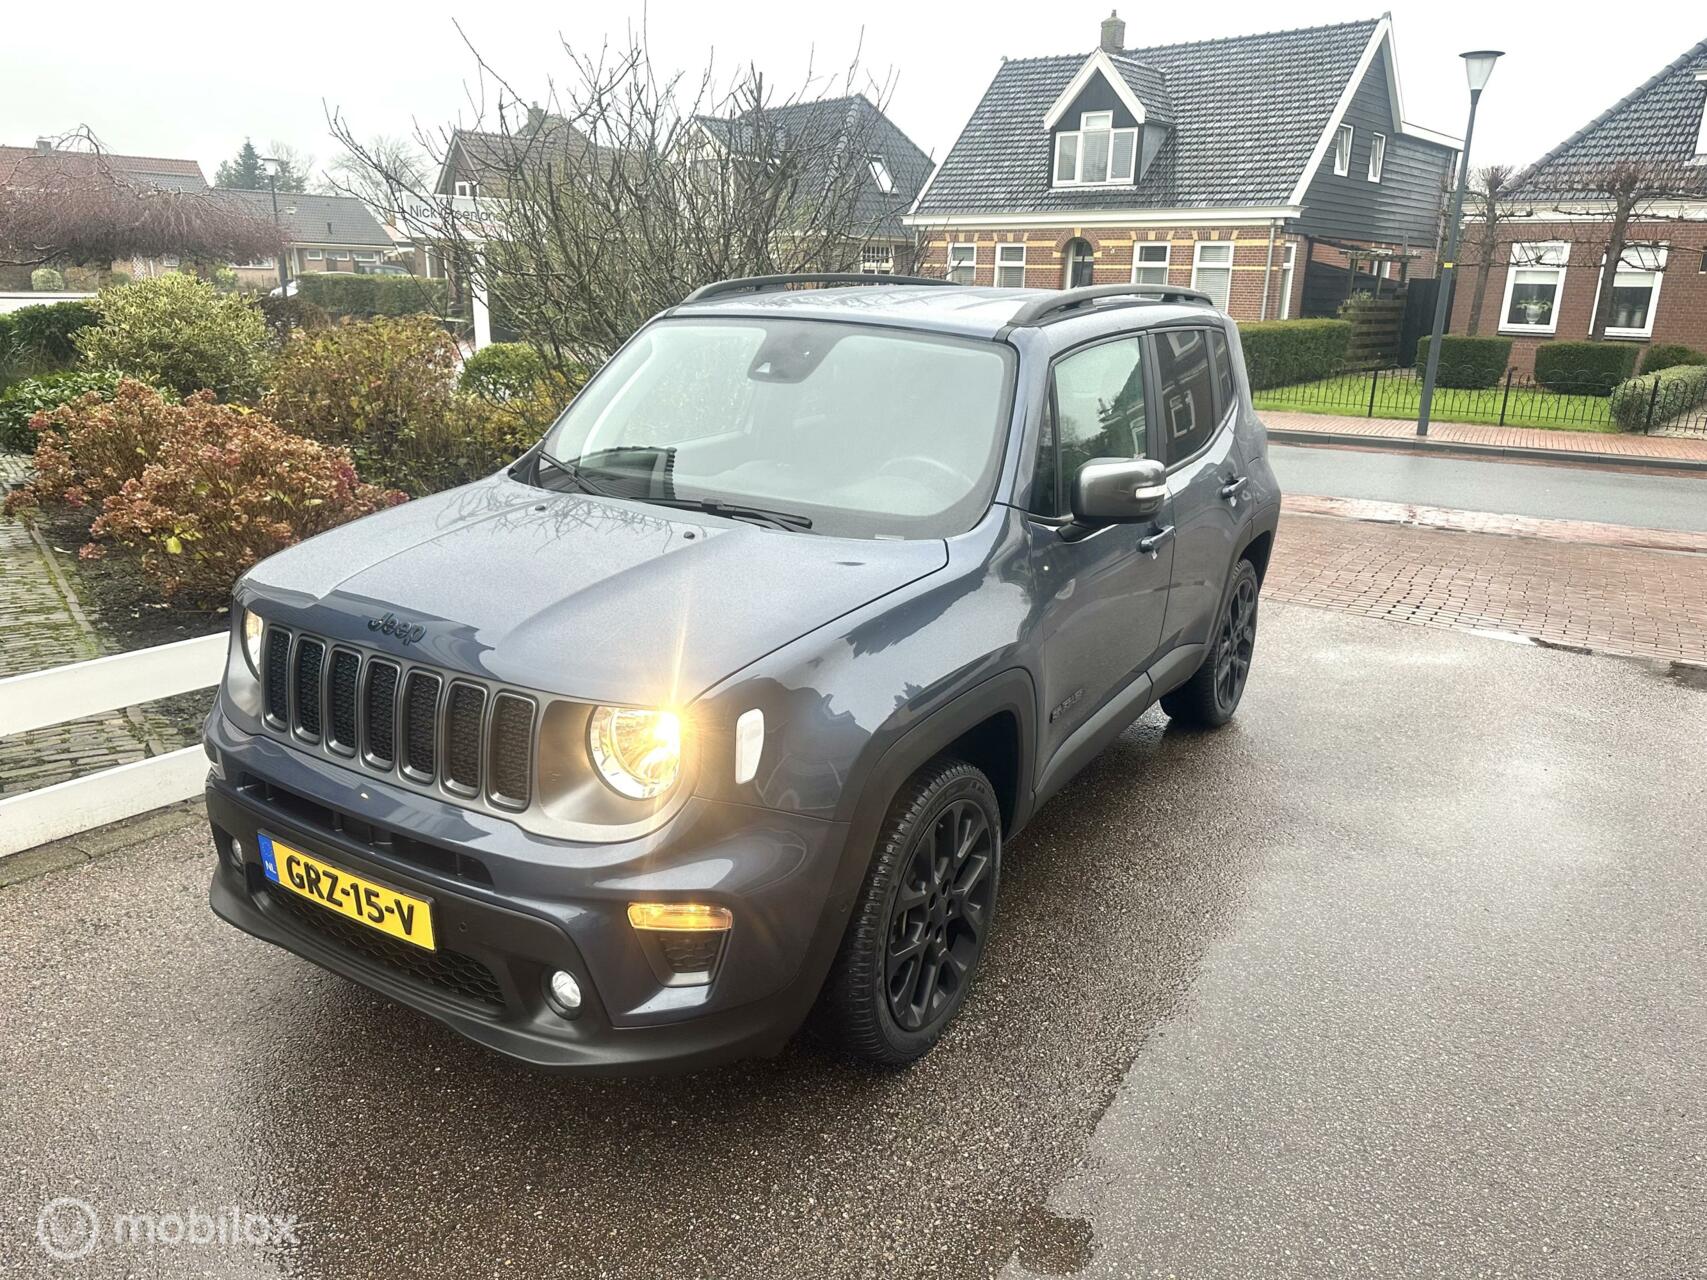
[1417,50,1503,437]
[260,156,290,294]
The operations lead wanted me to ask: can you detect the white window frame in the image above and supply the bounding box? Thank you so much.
[304,249,323,261]
[234,256,276,270]
[1191,241,1234,310]
[1367,132,1386,183]
[995,243,1027,288]
[1590,243,1668,339]
[947,242,977,285]
[1132,242,1170,286]
[1052,111,1138,188]
[325,250,349,261]
[1333,124,1354,177]
[453,180,478,198]
[1278,242,1297,319]
[859,243,894,275]
[353,250,379,264]
[1695,72,1707,158]
[868,156,895,194]
[1499,241,1570,335]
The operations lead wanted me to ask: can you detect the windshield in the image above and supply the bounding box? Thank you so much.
[535,317,1015,538]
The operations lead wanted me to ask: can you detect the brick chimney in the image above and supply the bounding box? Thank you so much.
[1099,10,1125,53]
[35,137,54,154]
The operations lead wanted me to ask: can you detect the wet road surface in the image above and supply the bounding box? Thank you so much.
[1270,442,1707,531]
[2,603,1703,1278]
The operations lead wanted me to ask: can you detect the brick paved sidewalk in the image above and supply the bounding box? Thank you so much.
[0,452,156,796]
[1262,409,1707,467]
[1268,510,1707,666]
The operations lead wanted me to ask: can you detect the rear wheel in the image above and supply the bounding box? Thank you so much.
[818,759,1001,1066]
[1161,558,1260,728]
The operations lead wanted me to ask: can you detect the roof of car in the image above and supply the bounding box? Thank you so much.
[672,284,1217,340]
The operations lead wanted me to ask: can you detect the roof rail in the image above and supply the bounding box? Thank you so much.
[679,273,956,305]
[1008,283,1215,327]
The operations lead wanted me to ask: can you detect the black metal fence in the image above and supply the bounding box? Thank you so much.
[1248,364,1707,437]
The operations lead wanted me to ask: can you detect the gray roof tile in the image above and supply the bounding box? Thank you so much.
[915,18,1380,215]
[218,189,392,248]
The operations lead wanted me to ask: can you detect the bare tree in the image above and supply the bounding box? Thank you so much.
[0,130,282,268]
[1565,158,1707,341]
[322,134,429,219]
[328,25,908,379]
[1461,164,1518,335]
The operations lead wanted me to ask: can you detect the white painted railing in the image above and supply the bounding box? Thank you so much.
[0,634,226,858]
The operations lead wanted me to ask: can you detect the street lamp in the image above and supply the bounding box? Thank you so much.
[260,156,290,294]
[1416,49,1503,437]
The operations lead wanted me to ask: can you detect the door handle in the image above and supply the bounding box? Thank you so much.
[1139,525,1175,558]
[1220,476,1249,502]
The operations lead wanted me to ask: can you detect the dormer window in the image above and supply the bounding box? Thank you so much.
[1695,72,1707,158]
[1053,111,1137,187]
[868,156,895,194]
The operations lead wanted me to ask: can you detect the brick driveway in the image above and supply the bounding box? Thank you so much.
[1268,507,1707,665]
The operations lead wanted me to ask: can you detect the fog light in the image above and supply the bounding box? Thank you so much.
[545,969,582,1017]
[228,836,245,869]
[627,902,734,932]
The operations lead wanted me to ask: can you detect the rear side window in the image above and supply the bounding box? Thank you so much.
[1208,327,1237,417]
[1153,328,1218,466]
[1031,337,1147,517]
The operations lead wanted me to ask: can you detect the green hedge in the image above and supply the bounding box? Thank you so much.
[1414,335,1511,389]
[297,273,450,319]
[0,370,123,451]
[8,300,99,369]
[1533,341,1638,396]
[0,313,14,369]
[1610,363,1707,431]
[1237,320,1351,389]
[1638,343,1706,375]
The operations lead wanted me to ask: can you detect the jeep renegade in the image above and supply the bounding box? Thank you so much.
[205,275,1280,1072]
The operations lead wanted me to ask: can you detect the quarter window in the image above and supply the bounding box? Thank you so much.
[1191,242,1234,311]
[1333,124,1354,176]
[948,243,976,284]
[1154,329,1219,466]
[995,243,1027,288]
[1132,242,1170,285]
[1033,337,1148,517]
[1501,241,1570,333]
[1208,328,1236,417]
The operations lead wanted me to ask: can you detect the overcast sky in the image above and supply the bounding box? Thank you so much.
[3,1,1698,186]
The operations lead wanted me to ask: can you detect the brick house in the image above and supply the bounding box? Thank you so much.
[1450,38,1707,373]
[907,14,1458,323]
[218,190,394,290]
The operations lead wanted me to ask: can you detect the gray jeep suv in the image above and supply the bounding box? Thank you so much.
[205,276,1280,1072]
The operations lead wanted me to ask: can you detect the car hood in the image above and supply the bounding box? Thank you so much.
[245,475,948,705]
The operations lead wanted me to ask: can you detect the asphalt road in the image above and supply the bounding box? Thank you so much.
[1271,442,1707,531]
[2,603,1703,1278]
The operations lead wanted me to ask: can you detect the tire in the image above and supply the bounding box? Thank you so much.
[1160,557,1261,729]
[817,758,1002,1067]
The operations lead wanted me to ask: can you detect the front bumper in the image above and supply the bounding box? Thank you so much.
[204,710,857,1074]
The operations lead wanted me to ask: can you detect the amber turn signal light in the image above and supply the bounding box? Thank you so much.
[627,902,733,932]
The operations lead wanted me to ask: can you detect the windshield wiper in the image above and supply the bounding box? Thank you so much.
[640,496,814,531]
[532,447,613,496]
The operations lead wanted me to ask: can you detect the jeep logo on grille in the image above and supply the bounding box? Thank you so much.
[368,612,427,646]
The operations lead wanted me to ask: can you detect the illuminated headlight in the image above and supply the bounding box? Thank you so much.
[239,606,264,675]
[587,706,682,800]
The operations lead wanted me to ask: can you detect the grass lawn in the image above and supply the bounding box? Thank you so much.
[1252,372,1620,433]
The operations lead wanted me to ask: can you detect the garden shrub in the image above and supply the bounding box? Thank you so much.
[4,380,197,519]
[258,294,330,342]
[0,370,123,452]
[1638,343,1706,375]
[90,413,403,606]
[9,299,99,369]
[31,267,65,291]
[1413,335,1511,389]
[0,313,14,369]
[459,343,545,400]
[76,274,271,399]
[265,314,511,494]
[296,273,451,319]
[1532,340,1638,396]
[1609,363,1707,431]
[1236,320,1352,389]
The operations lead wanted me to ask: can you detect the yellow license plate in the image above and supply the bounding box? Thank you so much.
[258,834,436,951]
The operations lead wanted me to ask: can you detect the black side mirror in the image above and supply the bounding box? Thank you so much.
[1070,457,1168,526]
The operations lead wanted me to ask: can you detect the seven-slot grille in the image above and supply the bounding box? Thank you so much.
[260,626,536,810]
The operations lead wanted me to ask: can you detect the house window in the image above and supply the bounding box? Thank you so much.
[860,244,893,275]
[235,257,276,269]
[304,249,323,260]
[1278,243,1297,319]
[353,251,379,264]
[1500,241,1570,333]
[947,243,976,285]
[326,250,349,261]
[1696,73,1707,156]
[1191,242,1234,310]
[995,243,1026,288]
[1132,242,1170,285]
[868,157,895,194]
[1053,110,1137,187]
[453,180,479,198]
[1367,132,1386,182]
[1333,124,1354,176]
[1592,244,1668,338]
